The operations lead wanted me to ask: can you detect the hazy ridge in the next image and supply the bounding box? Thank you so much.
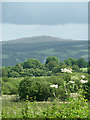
[2,36,88,66]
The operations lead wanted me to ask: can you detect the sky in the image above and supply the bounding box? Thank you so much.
[2,2,88,41]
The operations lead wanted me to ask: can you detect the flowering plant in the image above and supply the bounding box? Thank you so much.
[50,84,58,88]
[61,68,72,73]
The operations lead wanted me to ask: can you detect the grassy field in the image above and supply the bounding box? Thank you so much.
[1,95,88,119]
[80,68,88,72]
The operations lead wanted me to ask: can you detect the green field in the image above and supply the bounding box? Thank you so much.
[2,95,88,118]
[80,68,88,72]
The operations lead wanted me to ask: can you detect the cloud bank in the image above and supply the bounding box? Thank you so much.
[2,23,88,41]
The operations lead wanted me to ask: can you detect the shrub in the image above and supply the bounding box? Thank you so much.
[18,76,68,101]
[19,78,51,101]
[2,77,20,95]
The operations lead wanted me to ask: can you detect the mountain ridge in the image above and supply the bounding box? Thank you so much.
[2,36,74,44]
[2,36,88,66]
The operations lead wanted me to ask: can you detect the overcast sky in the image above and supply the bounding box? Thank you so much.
[2,2,88,41]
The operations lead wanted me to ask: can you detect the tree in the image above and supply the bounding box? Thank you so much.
[64,59,72,66]
[45,56,60,65]
[68,58,77,66]
[23,58,42,69]
[46,61,58,70]
[2,68,8,77]
[72,65,80,72]
[12,64,23,73]
[77,58,88,68]
[8,71,20,77]
[45,56,60,70]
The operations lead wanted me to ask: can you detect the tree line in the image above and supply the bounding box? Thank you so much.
[2,56,89,78]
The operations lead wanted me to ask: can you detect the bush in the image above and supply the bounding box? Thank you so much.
[2,77,20,95]
[19,78,51,101]
[18,76,68,101]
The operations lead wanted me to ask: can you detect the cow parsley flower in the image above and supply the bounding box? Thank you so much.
[50,84,58,88]
[69,81,75,84]
[80,79,88,83]
[81,75,85,79]
[61,68,72,73]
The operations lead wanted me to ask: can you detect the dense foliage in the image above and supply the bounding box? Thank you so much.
[2,73,89,101]
[18,76,67,101]
[2,57,88,78]
[1,56,89,119]
[2,97,88,118]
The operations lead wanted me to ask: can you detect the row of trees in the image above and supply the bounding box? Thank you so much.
[2,56,89,77]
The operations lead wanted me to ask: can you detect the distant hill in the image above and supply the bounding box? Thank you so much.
[2,36,88,66]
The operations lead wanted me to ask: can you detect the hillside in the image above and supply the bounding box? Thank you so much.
[2,36,88,66]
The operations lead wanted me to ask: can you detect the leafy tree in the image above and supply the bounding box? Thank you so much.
[23,58,42,69]
[46,61,58,70]
[45,56,60,70]
[77,58,88,68]
[34,68,47,76]
[45,56,60,65]
[12,64,23,73]
[8,71,20,77]
[20,69,31,77]
[72,65,80,72]
[2,66,13,77]
[68,58,77,66]
[60,61,67,66]
[2,68,8,77]
[64,59,72,66]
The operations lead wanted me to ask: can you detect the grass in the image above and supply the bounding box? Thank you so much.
[2,95,88,118]
[80,68,88,72]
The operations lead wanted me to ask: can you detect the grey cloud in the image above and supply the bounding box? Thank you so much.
[2,2,88,25]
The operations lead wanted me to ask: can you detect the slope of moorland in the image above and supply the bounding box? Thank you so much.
[2,36,88,66]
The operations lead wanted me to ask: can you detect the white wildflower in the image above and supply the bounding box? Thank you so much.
[61,68,72,73]
[69,81,75,84]
[81,75,85,79]
[80,79,88,83]
[50,84,58,88]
